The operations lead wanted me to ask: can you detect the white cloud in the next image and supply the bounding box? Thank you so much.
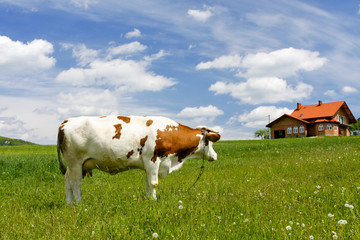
[125,28,141,38]
[246,13,285,27]
[210,77,313,105]
[240,48,327,78]
[342,86,358,93]
[177,105,224,123]
[0,117,33,141]
[199,48,324,105]
[229,106,292,128]
[143,50,167,62]
[324,89,336,97]
[196,54,242,70]
[56,43,176,92]
[71,44,99,67]
[70,0,97,9]
[0,35,55,75]
[196,48,327,78]
[0,96,60,144]
[187,5,214,22]
[108,41,147,56]
[56,89,118,118]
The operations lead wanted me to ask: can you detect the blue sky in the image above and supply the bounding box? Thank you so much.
[0,0,359,144]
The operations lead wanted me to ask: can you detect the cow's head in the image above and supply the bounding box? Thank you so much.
[197,127,221,161]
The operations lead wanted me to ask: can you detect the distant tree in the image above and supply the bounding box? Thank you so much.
[350,119,360,131]
[255,129,269,140]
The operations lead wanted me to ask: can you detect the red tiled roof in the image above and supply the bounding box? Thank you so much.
[313,118,340,123]
[266,114,310,127]
[291,101,345,119]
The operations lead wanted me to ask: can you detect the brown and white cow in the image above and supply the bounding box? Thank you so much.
[57,115,220,204]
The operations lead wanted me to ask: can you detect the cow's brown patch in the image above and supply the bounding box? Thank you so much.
[140,136,148,147]
[57,127,66,152]
[112,124,122,139]
[127,150,134,158]
[138,136,148,155]
[99,116,107,118]
[205,132,221,143]
[146,119,153,127]
[58,120,68,152]
[152,124,201,163]
[117,116,131,124]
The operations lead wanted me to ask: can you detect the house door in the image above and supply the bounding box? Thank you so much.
[274,130,285,139]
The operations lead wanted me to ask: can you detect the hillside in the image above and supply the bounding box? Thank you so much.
[0,136,36,146]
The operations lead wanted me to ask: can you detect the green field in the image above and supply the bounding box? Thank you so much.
[1,137,360,239]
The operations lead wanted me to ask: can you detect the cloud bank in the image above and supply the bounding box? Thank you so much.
[198,47,326,105]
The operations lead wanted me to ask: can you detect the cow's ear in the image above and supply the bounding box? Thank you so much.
[205,132,221,142]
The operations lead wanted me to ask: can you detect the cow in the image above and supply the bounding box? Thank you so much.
[57,115,221,204]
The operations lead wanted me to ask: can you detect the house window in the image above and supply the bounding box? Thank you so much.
[337,115,341,122]
[299,125,305,133]
[287,127,292,134]
[327,124,332,130]
[318,124,324,131]
[335,125,338,131]
[293,126,298,134]
[342,116,346,124]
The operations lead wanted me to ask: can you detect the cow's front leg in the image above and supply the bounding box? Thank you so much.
[145,158,160,200]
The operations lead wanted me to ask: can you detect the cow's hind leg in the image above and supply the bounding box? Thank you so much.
[65,164,83,204]
[145,158,160,200]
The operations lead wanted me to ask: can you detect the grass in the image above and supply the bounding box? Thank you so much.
[0,137,360,239]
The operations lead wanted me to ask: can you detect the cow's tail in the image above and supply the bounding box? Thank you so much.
[57,128,67,175]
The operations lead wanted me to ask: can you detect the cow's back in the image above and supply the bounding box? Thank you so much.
[60,115,179,161]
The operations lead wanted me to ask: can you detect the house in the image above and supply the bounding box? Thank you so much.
[266,101,357,139]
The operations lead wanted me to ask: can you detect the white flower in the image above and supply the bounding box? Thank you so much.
[286,225,292,231]
[338,219,347,226]
[309,235,314,239]
[244,218,249,223]
[201,224,205,227]
[178,200,182,204]
[178,205,183,210]
[152,232,158,238]
[91,231,95,235]
[328,213,334,218]
[332,234,338,239]
[345,203,354,209]
[316,185,321,189]
[289,221,293,225]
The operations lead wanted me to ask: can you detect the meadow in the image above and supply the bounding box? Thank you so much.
[0,137,360,239]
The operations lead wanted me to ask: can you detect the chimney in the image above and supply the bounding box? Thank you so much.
[296,103,301,110]
[318,100,322,106]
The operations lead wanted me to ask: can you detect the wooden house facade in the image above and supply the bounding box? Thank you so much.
[266,101,357,139]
